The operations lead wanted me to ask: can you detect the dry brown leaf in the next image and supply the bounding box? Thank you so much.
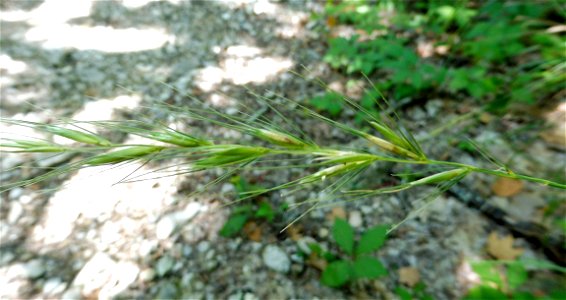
[243,221,262,242]
[287,224,303,242]
[486,232,524,260]
[307,252,327,271]
[399,267,420,287]
[492,178,524,197]
[326,206,347,222]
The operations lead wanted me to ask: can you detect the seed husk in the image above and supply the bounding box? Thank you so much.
[148,131,212,147]
[364,134,420,160]
[195,146,270,168]
[43,125,112,146]
[369,121,411,149]
[409,168,469,186]
[255,129,309,149]
[84,146,163,165]
[0,140,66,152]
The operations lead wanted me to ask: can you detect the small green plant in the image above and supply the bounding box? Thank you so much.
[219,176,278,238]
[318,0,564,108]
[395,282,434,300]
[464,259,566,300]
[320,218,388,288]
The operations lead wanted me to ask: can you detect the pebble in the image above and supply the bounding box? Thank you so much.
[318,228,329,238]
[155,216,176,240]
[42,278,66,296]
[7,202,23,224]
[197,241,210,253]
[155,256,175,277]
[61,287,81,300]
[262,245,290,273]
[24,259,45,279]
[348,210,363,228]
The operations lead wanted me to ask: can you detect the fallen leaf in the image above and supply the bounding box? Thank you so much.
[307,252,327,271]
[287,224,303,241]
[486,232,524,260]
[399,267,420,287]
[243,221,262,242]
[326,206,347,222]
[492,178,524,197]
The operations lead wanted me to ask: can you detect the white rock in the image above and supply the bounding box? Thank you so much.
[42,278,66,296]
[24,259,45,278]
[155,216,176,240]
[7,202,23,224]
[197,241,210,253]
[8,188,23,200]
[348,211,363,228]
[61,287,81,300]
[262,245,290,273]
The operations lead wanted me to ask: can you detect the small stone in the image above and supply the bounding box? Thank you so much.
[262,245,290,273]
[197,241,210,253]
[348,211,363,228]
[318,228,329,238]
[8,188,23,200]
[25,259,45,278]
[61,287,81,300]
[155,256,175,277]
[7,202,23,224]
[42,278,66,296]
[139,268,155,282]
[155,216,176,240]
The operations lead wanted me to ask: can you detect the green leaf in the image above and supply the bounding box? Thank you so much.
[333,218,354,255]
[464,285,508,300]
[356,225,387,255]
[512,292,536,300]
[321,260,352,288]
[506,263,527,290]
[219,213,250,237]
[255,201,275,222]
[471,262,503,288]
[310,93,344,117]
[395,287,413,300]
[353,256,387,279]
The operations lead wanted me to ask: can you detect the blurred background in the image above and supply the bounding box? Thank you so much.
[0,0,565,299]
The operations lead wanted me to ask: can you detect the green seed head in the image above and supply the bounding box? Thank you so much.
[409,168,469,186]
[84,146,163,166]
[255,129,309,149]
[364,134,420,160]
[300,160,369,184]
[148,131,212,147]
[194,145,270,168]
[0,140,66,152]
[369,121,411,149]
[43,125,112,146]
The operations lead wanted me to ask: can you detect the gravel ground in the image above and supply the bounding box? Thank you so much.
[1,1,564,300]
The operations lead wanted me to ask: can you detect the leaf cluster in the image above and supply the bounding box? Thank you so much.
[316,0,564,111]
[320,218,388,288]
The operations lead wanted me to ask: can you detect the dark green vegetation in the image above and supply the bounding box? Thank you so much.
[310,0,565,116]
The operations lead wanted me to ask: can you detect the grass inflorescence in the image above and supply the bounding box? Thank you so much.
[1,77,565,230]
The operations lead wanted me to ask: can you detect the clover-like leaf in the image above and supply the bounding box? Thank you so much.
[333,218,354,255]
[356,225,387,255]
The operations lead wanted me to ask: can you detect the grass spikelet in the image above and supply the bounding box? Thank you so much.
[84,146,164,166]
[194,145,271,168]
[408,168,470,187]
[363,133,421,160]
[42,125,112,146]
[254,128,310,149]
[0,140,67,152]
